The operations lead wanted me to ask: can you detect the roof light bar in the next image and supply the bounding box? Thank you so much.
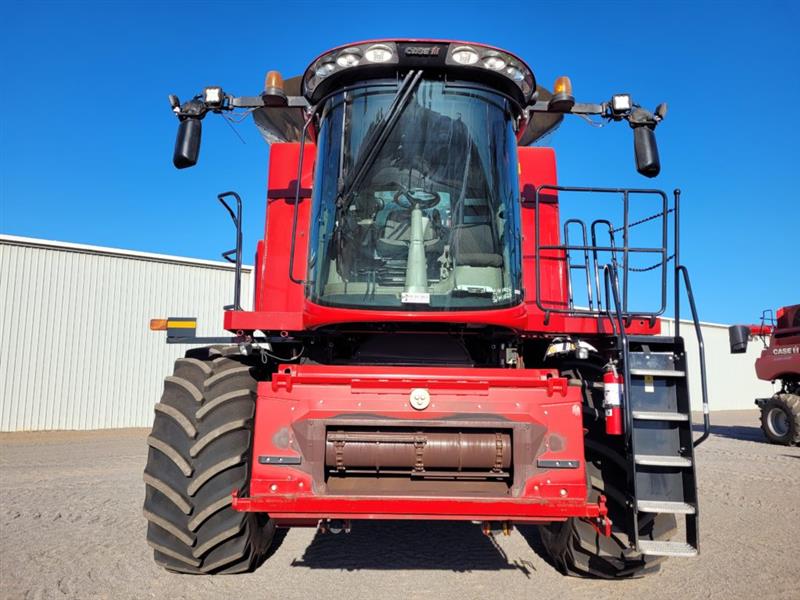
[444,43,534,100]
[302,40,535,104]
[304,41,399,100]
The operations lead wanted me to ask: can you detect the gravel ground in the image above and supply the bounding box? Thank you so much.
[1,410,798,600]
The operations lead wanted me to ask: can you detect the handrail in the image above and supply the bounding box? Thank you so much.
[677,265,711,447]
[563,219,593,311]
[590,219,617,312]
[287,114,315,285]
[671,189,710,446]
[534,184,669,321]
[602,264,634,446]
[218,191,243,311]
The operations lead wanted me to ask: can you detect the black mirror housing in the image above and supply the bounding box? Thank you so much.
[633,126,660,177]
[728,325,750,354]
[173,118,202,169]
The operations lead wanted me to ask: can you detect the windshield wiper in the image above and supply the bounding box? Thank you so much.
[337,70,423,209]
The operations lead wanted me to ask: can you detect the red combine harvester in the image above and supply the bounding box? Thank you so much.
[729,304,800,445]
[145,39,710,578]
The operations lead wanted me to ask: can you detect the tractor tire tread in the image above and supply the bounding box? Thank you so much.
[538,453,674,579]
[760,393,800,445]
[143,346,272,574]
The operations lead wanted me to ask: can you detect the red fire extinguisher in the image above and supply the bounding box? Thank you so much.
[603,366,624,435]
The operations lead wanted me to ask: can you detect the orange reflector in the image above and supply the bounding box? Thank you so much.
[553,75,573,96]
[150,319,168,331]
[776,307,785,320]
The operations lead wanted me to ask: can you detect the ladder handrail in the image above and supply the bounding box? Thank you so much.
[602,264,634,446]
[602,263,640,548]
[676,265,711,447]
[218,191,243,311]
[671,189,710,447]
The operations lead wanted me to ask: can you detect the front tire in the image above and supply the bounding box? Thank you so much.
[760,393,800,446]
[538,450,676,578]
[143,346,274,574]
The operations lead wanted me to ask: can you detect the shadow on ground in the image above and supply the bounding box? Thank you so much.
[290,520,545,574]
[692,422,766,443]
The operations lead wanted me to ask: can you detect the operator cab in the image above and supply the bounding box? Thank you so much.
[302,41,534,311]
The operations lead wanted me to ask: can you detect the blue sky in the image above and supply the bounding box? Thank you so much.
[1,0,797,324]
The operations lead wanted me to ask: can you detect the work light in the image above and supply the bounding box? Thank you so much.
[451,46,480,65]
[315,62,336,78]
[505,66,525,81]
[336,48,362,68]
[364,44,394,63]
[203,86,224,107]
[482,54,506,70]
[611,94,632,114]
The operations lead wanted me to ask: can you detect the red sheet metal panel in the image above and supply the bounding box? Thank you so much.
[233,365,598,522]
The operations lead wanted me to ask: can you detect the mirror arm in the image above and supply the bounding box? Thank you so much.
[529,100,607,115]
[229,95,310,109]
[170,92,310,116]
[527,93,665,179]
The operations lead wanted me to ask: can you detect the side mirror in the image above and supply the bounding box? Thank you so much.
[173,118,202,169]
[728,325,750,354]
[633,125,660,178]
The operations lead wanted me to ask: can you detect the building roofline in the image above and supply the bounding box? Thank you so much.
[1,235,736,328]
[0,234,253,272]
[660,316,732,330]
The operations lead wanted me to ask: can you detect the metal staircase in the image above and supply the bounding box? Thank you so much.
[626,335,699,557]
[603,262,709,558]
[534,185,711,559]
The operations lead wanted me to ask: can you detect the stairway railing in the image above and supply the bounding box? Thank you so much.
[534,185,670,325]
[671,190,710,446]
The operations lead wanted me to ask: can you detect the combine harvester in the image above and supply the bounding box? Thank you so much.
[730,304,800,445]
[145,39,710,578]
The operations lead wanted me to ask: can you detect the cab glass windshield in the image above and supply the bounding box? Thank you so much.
[307,79,522,311]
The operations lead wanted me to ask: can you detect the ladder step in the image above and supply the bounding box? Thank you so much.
[629,368,686,377]
[638,540,697,557]
[637,500,696,515]
[632,410,689,422]
[635,454,692,467]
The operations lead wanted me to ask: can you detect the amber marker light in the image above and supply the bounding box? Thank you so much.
[150,319,168,331]
[548,75,575,112]
[263,70,287,106]
[553,76,573,96]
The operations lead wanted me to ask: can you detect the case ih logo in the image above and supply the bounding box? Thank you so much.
[404,46,441,57]
[773,346,800,355]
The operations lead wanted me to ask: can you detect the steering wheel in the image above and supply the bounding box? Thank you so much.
[393,187,441,210]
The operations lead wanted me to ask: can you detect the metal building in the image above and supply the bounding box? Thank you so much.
[1,235,252,431]
[0,234,774,431]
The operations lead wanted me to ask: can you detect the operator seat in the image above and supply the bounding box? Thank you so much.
[450,199,503,268]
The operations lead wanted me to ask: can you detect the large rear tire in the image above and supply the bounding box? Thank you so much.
[143,346,274,574]
[759,393,800,446]
[538,450,676,578]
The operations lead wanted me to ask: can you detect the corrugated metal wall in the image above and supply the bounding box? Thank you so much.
[661,318,776,412]
[0,235,775,431]
[0,235,252,431]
